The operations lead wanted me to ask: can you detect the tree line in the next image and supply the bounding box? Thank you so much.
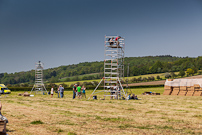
[1,55,202,86]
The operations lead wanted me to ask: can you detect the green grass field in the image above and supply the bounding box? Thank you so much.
[3,87,202,135]
[126,72,166,80]
[59,73,101,82]
[129,87,164,95]
[55,79,101,86]
[55,73,167,86]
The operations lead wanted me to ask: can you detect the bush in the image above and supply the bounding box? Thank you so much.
[170,72,176,78]
[178,70,185,77]
[143,77,147,82]
[198,71,202,75]
[8,87,32,91]
[192,67,198,74]
[150,76,155,81]
[131,78,137,83]
[164,73,171,78]
[137,77,142,82]
[186,68,194,76]
[30,120,44,124]
[156,75,161,80]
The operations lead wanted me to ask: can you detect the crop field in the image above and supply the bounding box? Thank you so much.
[56,74,202,88]
[59,73,101,82]
[55,79,101,86]
[2,87,202,135]
[55,73,167,87]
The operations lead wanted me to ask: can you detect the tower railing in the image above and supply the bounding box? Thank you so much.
[31,61,47,94]
[88,35,127,100]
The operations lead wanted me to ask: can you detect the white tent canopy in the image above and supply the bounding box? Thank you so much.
[165,79,202,87]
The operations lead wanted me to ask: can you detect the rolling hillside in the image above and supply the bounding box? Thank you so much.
[1,55,202,86]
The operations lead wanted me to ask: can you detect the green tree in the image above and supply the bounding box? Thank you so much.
[150,76,155,81]
[186,68,194,76]
[65,78,71,82]
[131,78,137,83]
[3,55,202,85]
[50,76,57,83]
[137,77,142,82]
[178,70,185,77]
[192,67,198,74]
[157,75,161,80]
[149,61,163,73]
[170,72,176,78]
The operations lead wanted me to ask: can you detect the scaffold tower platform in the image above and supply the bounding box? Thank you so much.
[31,61,47,94]
[88,35,127,100]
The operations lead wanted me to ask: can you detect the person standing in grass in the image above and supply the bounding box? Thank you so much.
[57,86,60,98]
[73,84,77,99]
[76,85,78,97]
[76,84,82,99]
[51,86,54,98]
[82,85,86,98]
[59,85,64,98]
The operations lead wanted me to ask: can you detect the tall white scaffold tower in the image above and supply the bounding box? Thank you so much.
[31,61,47,94]
[88,35,127,100]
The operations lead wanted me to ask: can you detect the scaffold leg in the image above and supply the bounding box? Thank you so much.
[118,78,128,100]
[88,79,103,100]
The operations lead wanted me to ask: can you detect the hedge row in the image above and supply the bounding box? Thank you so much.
[7,87,101,91]
[8,85,163,92]
[127,85,164,89]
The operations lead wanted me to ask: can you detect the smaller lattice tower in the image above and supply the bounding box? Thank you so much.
[31,61,47,94]
[88,35,127,100]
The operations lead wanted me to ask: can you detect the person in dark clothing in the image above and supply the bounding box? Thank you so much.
[73,84,77,99]
[131,94,138,100]
[57,87,60,98]
[108,37,114,45]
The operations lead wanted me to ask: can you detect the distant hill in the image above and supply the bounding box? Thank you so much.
[1,55,202,86]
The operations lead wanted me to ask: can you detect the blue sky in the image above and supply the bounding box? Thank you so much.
[0,0,202,73]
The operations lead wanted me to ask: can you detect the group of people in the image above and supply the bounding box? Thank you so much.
[48,84,138,100]
[106,85,138,100]
[73,84,86,99]
[128,94,138,100]
[48,85,64,98]
[48,84,86,99]
[107,85,121,99]
[108,36,121,46]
